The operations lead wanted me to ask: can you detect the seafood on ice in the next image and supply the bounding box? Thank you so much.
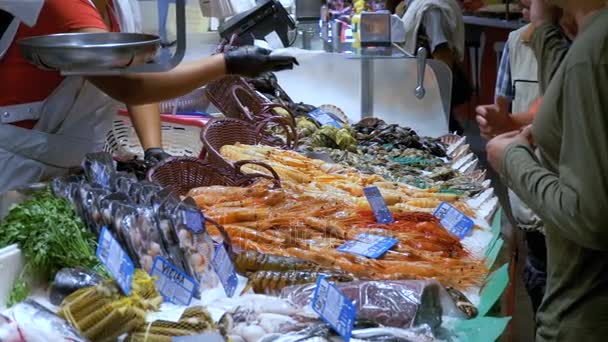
[189,177,486,289]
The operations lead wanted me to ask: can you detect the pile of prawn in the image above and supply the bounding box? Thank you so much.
[188,179,486,290]
[220,144,476,217]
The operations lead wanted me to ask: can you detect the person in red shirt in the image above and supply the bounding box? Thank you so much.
[0,0,296,192]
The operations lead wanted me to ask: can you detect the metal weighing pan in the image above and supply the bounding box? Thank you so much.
[19,32,160,73]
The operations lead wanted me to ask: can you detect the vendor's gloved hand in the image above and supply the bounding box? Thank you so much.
[144,148,171,167]
[224,46,299,78]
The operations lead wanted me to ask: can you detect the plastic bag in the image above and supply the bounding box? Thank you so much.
[171,198,218,289]
[99,193,134,235]
[76,183,110,235]
[50,175,84,203]
[129,181,162,206]
[120,207,169,272]
[280,280,463,329]
[152,190,191,279]
[109,172,138,195]
[82,152,115,188]
[0,300,86,342]
[49,268,105,306]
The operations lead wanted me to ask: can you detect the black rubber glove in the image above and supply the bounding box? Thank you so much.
[144,148,171,167]
[224,46,299,78]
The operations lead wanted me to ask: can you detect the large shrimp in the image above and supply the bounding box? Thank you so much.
[230,237,277,254]
[224,225,285,245]
[234,250,324,274]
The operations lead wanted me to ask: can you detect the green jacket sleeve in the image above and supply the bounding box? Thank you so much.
[502,62,608,251]
[529,23,570,94]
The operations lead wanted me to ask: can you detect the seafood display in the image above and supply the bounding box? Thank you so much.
[189,177,486,289]
[219,143,477,216]
[0,300,87,342]
[353,118,447,158]
[235,251,325,274]
[58,269,162,342]
[126,306,216,341]
[49,268,105,306]
[52,155,222,292]
[280,280,465,329]
[293,118,487,196]
[0,97,505,340]
[211,293,438,342]
[244,271,354,295]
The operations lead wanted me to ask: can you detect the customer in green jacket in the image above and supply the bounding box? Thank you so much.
[486,0,608,340]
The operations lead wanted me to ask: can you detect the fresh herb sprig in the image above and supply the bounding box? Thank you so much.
[0,189,101,305]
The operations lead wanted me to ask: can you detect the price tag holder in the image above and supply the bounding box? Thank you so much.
[184,208,204,234]
[96,226,134,295]
[211,244,238,298]
[307,108,343,128]
[312,276,356,342]
[150,256,198,306]
[337,233,398,259]
[433,202,474,239]
[363,186,394,224]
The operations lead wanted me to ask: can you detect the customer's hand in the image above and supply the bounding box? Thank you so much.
[144,148,171,167]
[224,47,299,78]
[476,97,518,140]
[486,128,533,172]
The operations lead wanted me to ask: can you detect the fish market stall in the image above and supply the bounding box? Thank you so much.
[0,1,510,341]
[0,118,510,341]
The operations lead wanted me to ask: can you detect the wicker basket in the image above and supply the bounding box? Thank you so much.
[145,157,236,257]
[147,157,235,195]
[104,110,209,159]
[147,156,280,195]
[205,42,296,123]
[201,117,297,169]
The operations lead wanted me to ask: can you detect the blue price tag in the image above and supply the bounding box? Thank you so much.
[184,209,204,233]
[337,233,398,259]
[363,186,394,224]
[312,276,356,342]
[308,109,343,128]
[150,256,198,306]
[433,202,475,239]
[96,226,134,295]
[211,244,238,297]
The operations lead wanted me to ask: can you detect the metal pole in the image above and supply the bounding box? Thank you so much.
[361,58,374,118]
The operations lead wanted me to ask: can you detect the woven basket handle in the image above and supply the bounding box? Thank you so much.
[233,160,282,189]
[200,124,234,170]
[204,216,235,261]
[254,116,299,150]
[230,84,261,122]
[260,103,296,126]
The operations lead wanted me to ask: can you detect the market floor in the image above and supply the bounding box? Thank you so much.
[460,118,536,342]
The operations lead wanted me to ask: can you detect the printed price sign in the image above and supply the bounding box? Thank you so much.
[363,186,394,224]
[96,226,134,295]
[433,202,475,239]
[184,209,204,233]
[308,109,343,128]
[337,233,398,259]
[212,244,238,297]
[312,276,356,342]
[150,256,198,306]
